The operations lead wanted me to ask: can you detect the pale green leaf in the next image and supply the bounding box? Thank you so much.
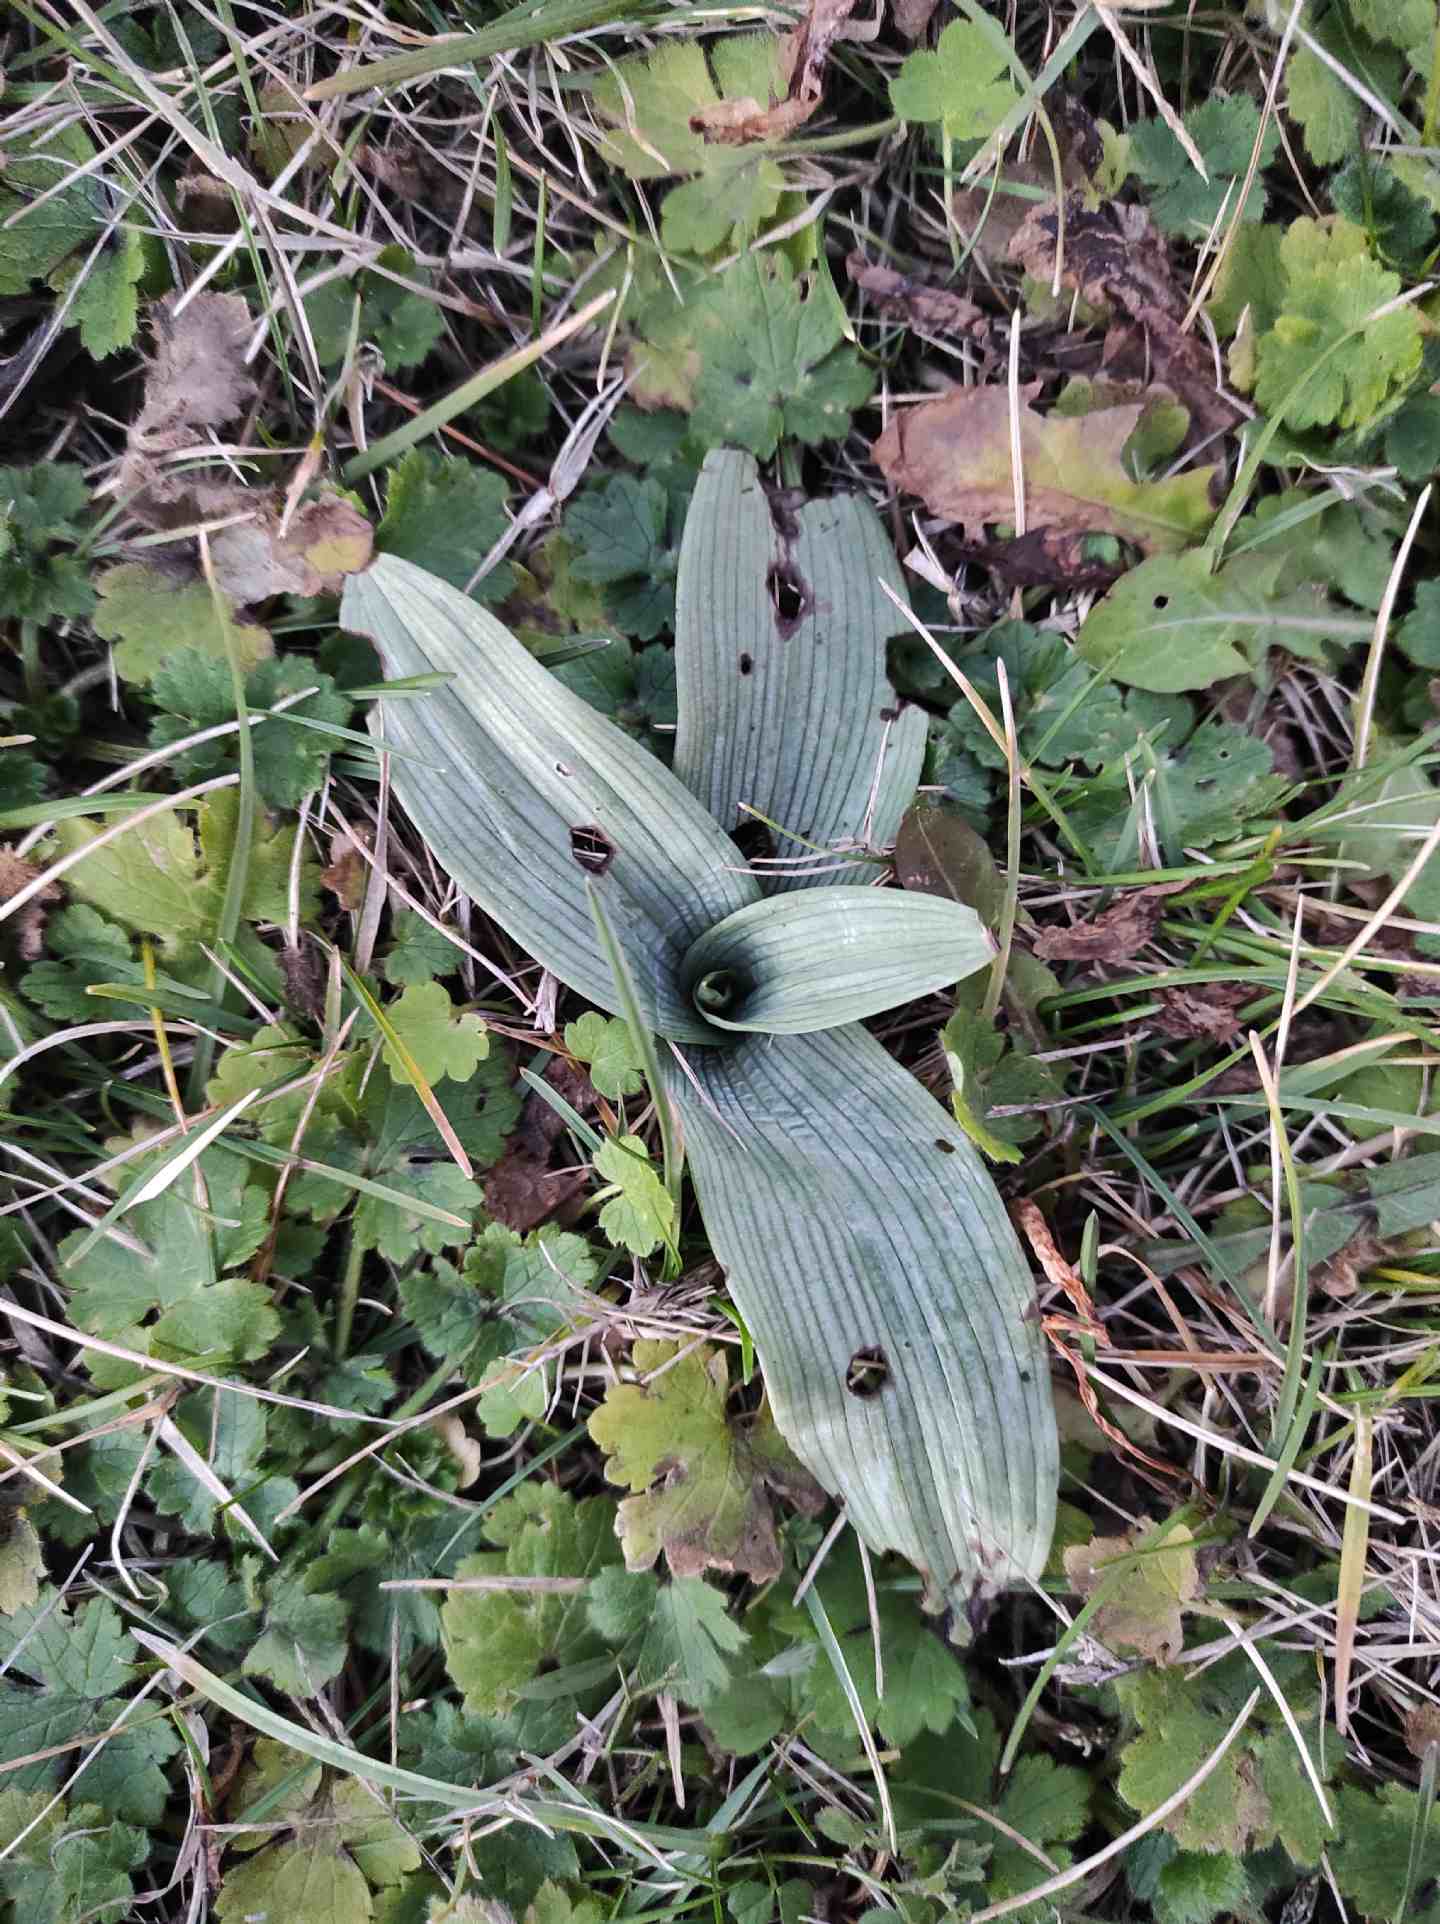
[341,554,759,1042]
[680,886,992,1033]
[593,1135,677,1257]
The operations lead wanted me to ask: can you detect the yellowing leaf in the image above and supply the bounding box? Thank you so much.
[93,562,273,686]
[0,1511,43,1616]
[1064,1523,1201,1662]
[377,980,489,1087]
[588,1339,826,1581]
[872,384,1216,554]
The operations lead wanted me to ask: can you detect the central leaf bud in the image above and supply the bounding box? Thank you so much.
[693,968,742,1015]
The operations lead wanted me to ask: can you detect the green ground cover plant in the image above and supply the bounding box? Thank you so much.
[3,1,1440,1921]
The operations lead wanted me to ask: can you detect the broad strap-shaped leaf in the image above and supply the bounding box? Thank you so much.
[666,1023,1057,1616]
[672,451,926,889]
[680,887,992,1033]
[342,555,758,1041]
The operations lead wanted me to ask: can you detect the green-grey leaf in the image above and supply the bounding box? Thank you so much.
[665,1022,1057,1616]
[673,451,926,889]
[341,554,759,1042]
[681,887,992,1033]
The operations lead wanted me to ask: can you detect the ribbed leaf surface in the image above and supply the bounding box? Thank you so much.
[341,555,758,1041]
[667,1022,1058,1616]
[673,451,926,889]
[681,887,992,1033]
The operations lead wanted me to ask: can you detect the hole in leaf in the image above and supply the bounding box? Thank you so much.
[1153,594,1170,610]
[846,1346,891,1398]
[739,652,754,676]
[766,560,811,637]
[569,823,615,875]
[732,817,775,864]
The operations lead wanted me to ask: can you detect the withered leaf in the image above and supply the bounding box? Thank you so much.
[118,292,257,526]
[1064,1523,1202,1663]
[485,1053,598,1233]
[1034,883,1187,964]
[692,0,870,145]
[892,0,939,40]
[1153,982,1252,1042]
[872,380,1217,553]
[894,795,1003,926]
[948,526,1127,590]
[847,251,985,336]
[210,488,374,606]
[1009,198,1244,448]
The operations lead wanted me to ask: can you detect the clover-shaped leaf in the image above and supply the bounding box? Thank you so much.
[889,21,1019,141]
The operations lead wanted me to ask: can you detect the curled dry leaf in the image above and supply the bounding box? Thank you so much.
[1009,198,1245,447]
[846,251,985,336]
[691,0,874,146]
[1033,882,1188,964]
[871,380,1217,553]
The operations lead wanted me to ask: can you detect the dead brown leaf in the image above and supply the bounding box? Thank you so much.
[1034,883,1187,964]
[871,380,1216,553]
[892,0,938,39]
[320,832,368,912]
[485,1053,600,1233]
[0,846,59,961]
[210,488,374,605]
[1009,198,1244,448]
[1153,982,1252,1043]
[118,292,257,526]
[692,0,873,145]
[278,941,327,1023]
[846,252,985,336]
[947,526,1127,590]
